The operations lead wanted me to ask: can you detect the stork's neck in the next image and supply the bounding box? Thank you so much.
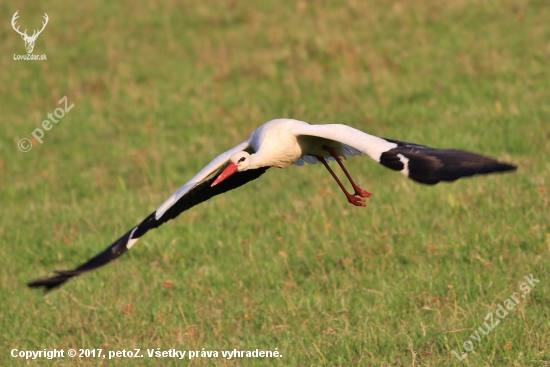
[247,152,268,169]
[249,149,297,169]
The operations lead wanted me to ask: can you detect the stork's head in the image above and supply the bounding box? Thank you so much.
[211,151,251,187]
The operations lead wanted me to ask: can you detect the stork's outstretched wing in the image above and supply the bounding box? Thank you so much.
[28,142,269,291]
[294,124,516,184]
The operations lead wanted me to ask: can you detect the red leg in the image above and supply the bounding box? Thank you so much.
[315,156,366,207]
[322,146,372,198]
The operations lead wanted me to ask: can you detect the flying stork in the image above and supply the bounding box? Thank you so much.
[28,119,516,290]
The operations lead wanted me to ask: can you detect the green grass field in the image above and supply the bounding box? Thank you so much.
[2,0,549,365]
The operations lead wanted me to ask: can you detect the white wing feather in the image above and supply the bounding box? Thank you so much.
[294,123,397,162]
[155,141,250,219]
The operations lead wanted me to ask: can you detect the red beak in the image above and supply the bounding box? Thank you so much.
[211,162,238,187]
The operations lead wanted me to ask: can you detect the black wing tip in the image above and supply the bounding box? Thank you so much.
[469,160,517,176]
[27,266,110,292]
[495,162,517,172]
[28,274,72,291]
[410,159,517,185]
[380,144,517,184]
[27,226,137,292]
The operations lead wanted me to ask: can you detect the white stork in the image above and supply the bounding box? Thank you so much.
[29,119,516,290]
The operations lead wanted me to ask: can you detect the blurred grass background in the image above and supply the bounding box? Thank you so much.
[1,0,549,365]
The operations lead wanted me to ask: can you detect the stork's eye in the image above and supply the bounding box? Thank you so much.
[238,157,246,163]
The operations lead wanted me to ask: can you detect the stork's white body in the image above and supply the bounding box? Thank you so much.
[156,119,398,218]
[249,119,392,167]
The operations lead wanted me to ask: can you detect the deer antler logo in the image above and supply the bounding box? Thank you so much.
[11,11,49,54]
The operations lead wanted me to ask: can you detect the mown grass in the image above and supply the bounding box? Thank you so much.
[1,0,549,365]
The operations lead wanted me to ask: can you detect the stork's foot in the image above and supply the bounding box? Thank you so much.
[353,185,372,198]
[346,194,366,207]
[315,153,369,207]
[321,145,372,200]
